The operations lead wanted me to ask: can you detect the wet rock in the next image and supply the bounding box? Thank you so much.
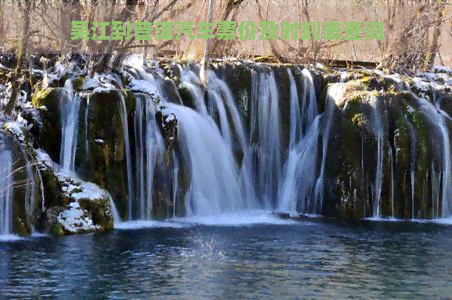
[36,150,114,236]
[31,87,64,162]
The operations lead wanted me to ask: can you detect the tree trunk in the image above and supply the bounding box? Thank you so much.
[427,0,445,70]
[60,0,82,52]
[200,0,214,87]
[210,0,246,57]
[5,0,32,115]
[0,0,4,44]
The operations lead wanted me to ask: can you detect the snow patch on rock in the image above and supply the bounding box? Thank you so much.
[2,122,25,142]
[36,149,115,235]
[57,204,101,233]
[128,79,160,95]
[434,66,452,74]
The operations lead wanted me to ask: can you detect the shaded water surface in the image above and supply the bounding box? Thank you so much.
[1,216,452,299]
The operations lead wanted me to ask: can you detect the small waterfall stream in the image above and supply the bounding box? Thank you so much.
[132,94,165,220]
[406,117,417,220]
[313,84,345,214]
[60,81,81,172]
[370,97,384,218]
[0,140,13,235]
[278,117,320,213]
[118,93,134,221]
[250,71,282,210]
[438,111,452,218]
[410,92,452,219]
[277,68,320,213]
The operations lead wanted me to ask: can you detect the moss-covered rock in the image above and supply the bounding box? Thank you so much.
[322,70,449,220]
[73,89,134,220]
[31,87,65,162]
[36,150,114,236]
[50,223,64,237]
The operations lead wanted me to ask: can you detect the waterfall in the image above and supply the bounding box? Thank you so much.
[165,103,245,216]
[118,93,133,221]
[411,92,452,219]
[0,141,13,235]
[132,94,165,220]
[249,71,282,209]
[288,69,302,149]
[84,95,91,159]
[207,70,248,153]
[369,97,384,218]
[406,117,417,220]
[172,152,179,218]
[178,65,208,116]
[134,97,145,218]
[108,194,121,224]
[389,148,395,218]
[38,58,452,222]
[278,117,321,213]
[60,81,81,172]
[436,93,452,218]
[313,84,345,214]
[207,70,257,207]
[278,68,320,213]
[278,83,343,215]
[208,89,232,145]
[300,69,319,136]
[438,111,452,218]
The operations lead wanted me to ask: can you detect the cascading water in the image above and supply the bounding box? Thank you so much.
[44,59,452,223]
[0,139,13,235]
[172,153,179,218]
[118,93,134,221]
[406,116,417,220]
[431,163,441,218]
[278,117,320,213]
[122,63,170,221]
[370,97,384,218]
[59,79,123,223]
[60,80,81,172]
[164,103,245,216]
[312,84,345,214]
[300,68,319,136]
[288,69,303,149]
[206,70,257,206]
[132,94,165,220]
[412,92,452,219]
[249,71,282,209]
[278,69,320,213]
[389,148,395,218]
[437,109,452,218]
[178,65,208,116]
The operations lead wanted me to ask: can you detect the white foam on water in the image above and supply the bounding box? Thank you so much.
[363,216,452,225]
[173,210,299,226]
[363,216,405,222]
[0,234,23,242]
[430,217,452,225]
[114,220,189,230]
[30,231,50,238]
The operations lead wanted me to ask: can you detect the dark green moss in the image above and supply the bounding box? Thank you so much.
[50,223,65,237]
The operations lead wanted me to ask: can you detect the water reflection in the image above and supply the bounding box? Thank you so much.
[0,222,451,299]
